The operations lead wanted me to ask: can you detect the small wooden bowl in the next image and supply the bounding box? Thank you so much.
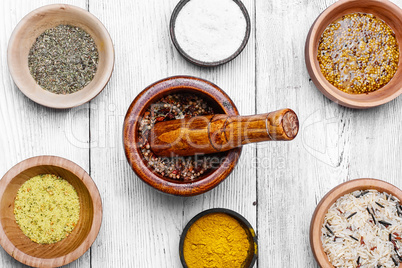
[305,0,402,109]
[179,208,258,268]
[170,0,251,67]
[8,4,114,109]
[310,178,402,267]
[0,156,102,268]
[123,76,242,196]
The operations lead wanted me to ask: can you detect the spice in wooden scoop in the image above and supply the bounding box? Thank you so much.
[317,13,399,94]
[28,24,99,94]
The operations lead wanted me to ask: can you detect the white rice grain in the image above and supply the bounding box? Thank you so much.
[322,190,402,268]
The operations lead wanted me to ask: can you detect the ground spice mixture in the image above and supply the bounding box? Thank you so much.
[14,174,80,244]
[183,213,251,268]
[139,93,224,181]
[28,24,99,94]
[317,13,399,94]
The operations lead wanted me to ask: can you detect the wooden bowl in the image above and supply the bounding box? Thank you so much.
[170,0,251,67]
[310,178,402,267]
[305,0,402,109]
[179,208,258,268]
[0,156,102,267]
[7,4,114,109]
[123,76,242,196]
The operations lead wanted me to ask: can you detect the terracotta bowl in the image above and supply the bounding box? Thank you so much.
[0,156,102,268]
[305,0,402,109]
[179,208,257,268]
[170,0,251,67]
[123,76,242,196]
[310,178,402,267]
[8,4,114,109]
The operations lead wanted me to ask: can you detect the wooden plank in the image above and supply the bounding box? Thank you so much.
[0,1,89,267]
[256,0,402,267]
[5,0,402,266]
[89,0,256,267]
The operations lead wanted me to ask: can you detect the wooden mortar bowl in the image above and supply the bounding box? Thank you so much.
[310,178,402,268]
[0,156,102,267]
[8,4,114,109]
[305,0,402,109]
[123,76,242,196]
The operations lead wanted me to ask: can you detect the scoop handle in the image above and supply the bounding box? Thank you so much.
[149,109,299,157]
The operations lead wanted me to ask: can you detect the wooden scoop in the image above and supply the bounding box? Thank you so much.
[149,108,299,157]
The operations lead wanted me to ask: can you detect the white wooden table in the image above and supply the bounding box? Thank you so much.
[2,0,402,267]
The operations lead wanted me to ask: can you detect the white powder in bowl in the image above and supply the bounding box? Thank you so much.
[174,0,248,63]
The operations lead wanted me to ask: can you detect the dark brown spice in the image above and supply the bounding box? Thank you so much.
[356,190,369,198]
[379,220,392,227]
[396,203,402,217]
[367,207,377,225]
[325,224,334,236]
[396,249,402,261]
[392,256,399,266]
[350,235,359,241]
[28,25,99,94]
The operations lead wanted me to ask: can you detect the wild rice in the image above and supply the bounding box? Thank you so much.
[322,189,402,267]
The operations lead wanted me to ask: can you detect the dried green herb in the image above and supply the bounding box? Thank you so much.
[28,24,99,94]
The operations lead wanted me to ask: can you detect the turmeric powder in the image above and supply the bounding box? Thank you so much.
[183,212,252,268]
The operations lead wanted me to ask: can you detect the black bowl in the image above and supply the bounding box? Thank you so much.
[179,208,258,267]
[170,0,251,67]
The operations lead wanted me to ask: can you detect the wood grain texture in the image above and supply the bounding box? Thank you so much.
[257,0,402,267]
[0,1,90,267]
[150,109,298,156]
[89,0,256,267]
[2,0,402,267]
[0,156,102,268]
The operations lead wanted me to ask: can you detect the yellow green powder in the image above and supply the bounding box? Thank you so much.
[14,174,80,244]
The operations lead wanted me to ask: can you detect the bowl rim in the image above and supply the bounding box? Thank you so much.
[310,178,402,267]
[178,208,258,268]
[7,4,115,109]
[169,0,251,67]
[305,0,402,109]
[0,155,103,267]
[123,75,242,196]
